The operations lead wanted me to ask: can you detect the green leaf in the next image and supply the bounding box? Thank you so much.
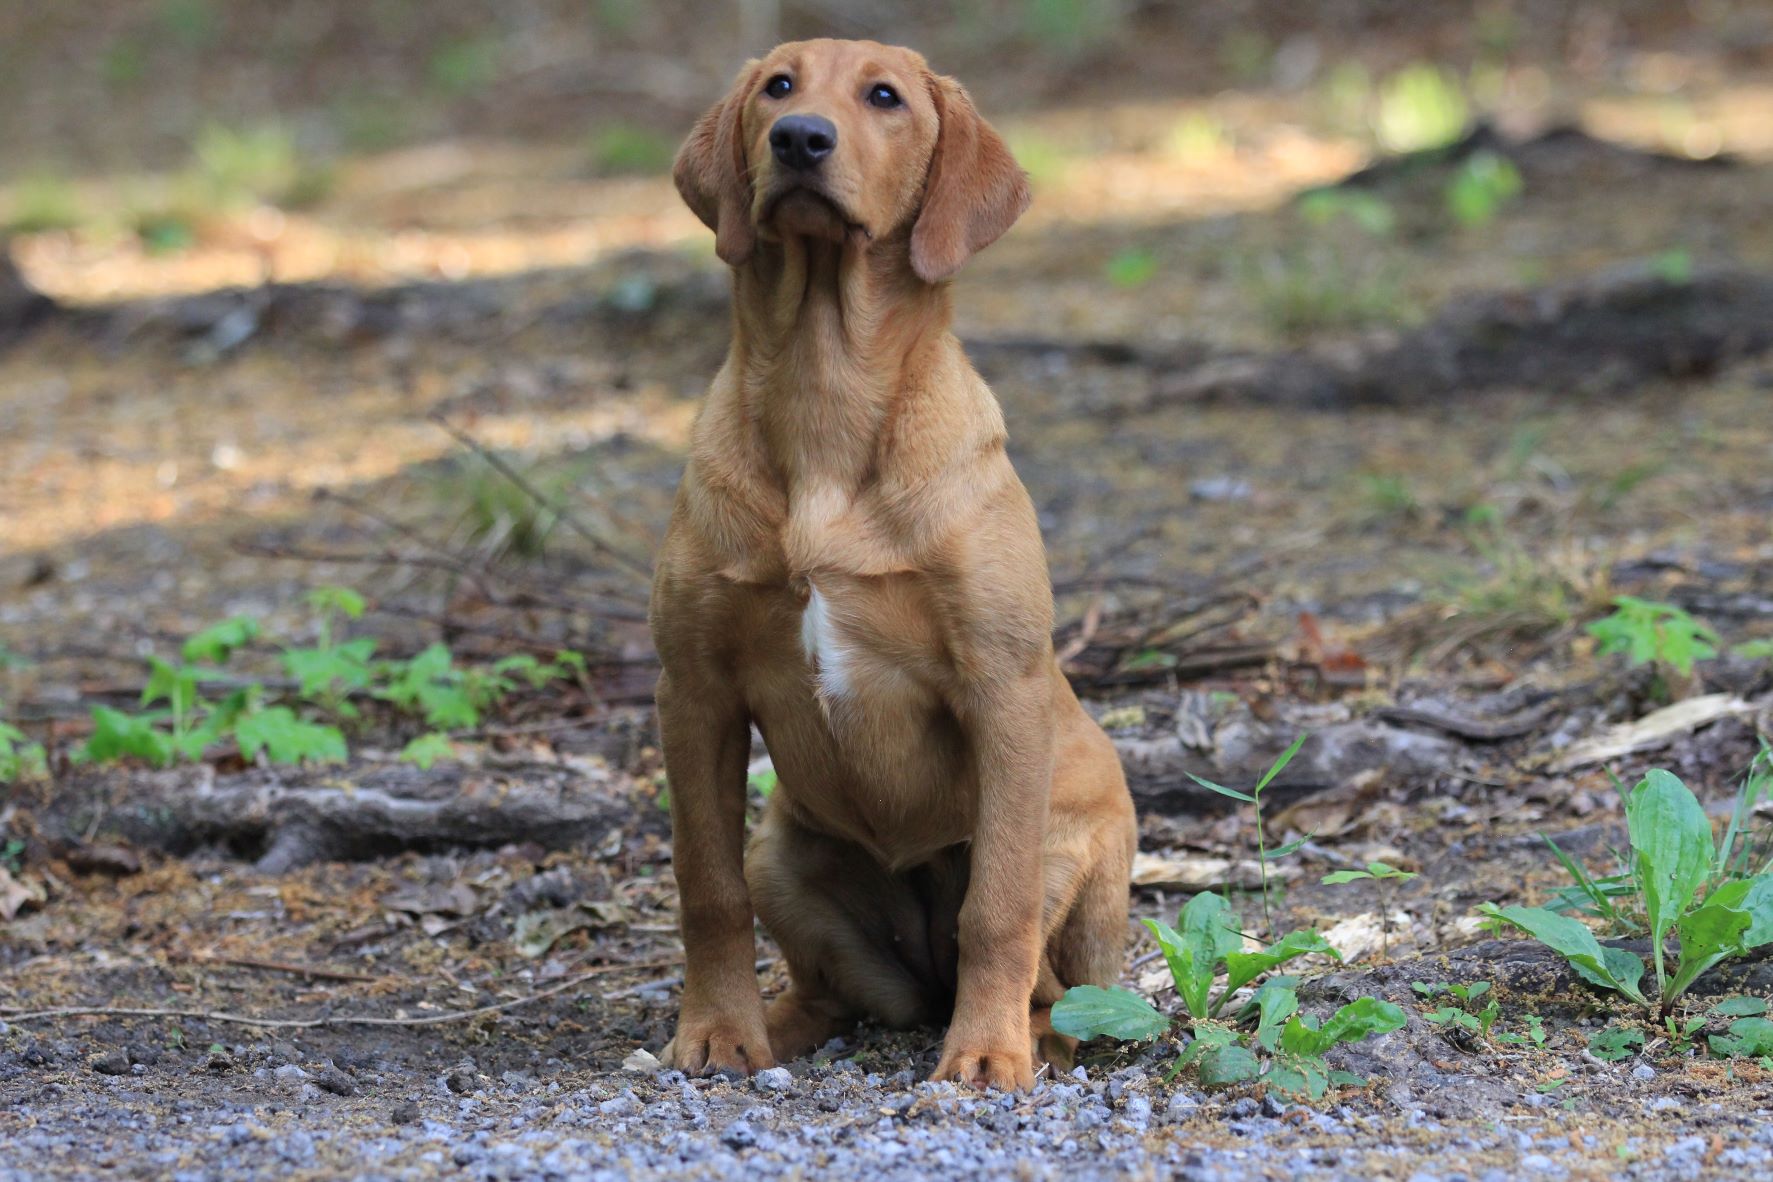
[1049,985,1169,1041]
[1252,981,1299,1052]
[1712,996,1769,1018]
[1196,1044,1259,1089]
[400,732,457,770]
[1709,1016,1773,1058]
[1313,996,1408,1048]
[284,639,376,697]
[235,708,346,765]
[182,616,260,665]
[1264,1055,1329,1100]
[306,585,366,619]
[1587,1025,1645,1061]
[1481,905,1647,1003]
[1322,869,1374,885]
[1145,891,1243,1017]
[1541,833,1627,925]
[81,706,175,767]
[1666,876,1773,1000]
[748,768,779,798]
[1628,770,1713,991]
[1183,770,1253,803]
[142,658,198,716]
[1253,733,1309,796]
[1262,832,1316,861]
[1221,929,1339,1000]
[1364,861,1417,881]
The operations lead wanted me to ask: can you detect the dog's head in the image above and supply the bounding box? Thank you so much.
[674,38,1030,283]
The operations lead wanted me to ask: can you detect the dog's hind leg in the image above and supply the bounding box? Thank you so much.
[745,807,955,1062]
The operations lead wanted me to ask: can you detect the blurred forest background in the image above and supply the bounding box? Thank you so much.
[2,3,1773,1172]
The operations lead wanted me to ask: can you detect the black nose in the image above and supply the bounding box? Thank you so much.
[769,115,837,170]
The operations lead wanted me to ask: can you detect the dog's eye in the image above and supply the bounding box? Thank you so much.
[866,84,902,110]
[764,74,793,99]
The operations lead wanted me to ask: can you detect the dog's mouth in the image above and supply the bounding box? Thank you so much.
[761,183,870,246]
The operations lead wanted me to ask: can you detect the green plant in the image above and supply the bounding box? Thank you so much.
[1167,114,1232,166]
[1414,981,1550,1049]
[1587,1025,1644,1061]
[1185,734,1312,934]
[0,714,48,783]
[429,38,501,95]
[588,125,676,176]
[1586,596,1719,678]
[1663,1011,1707,1055]
[5,172,83,234]
[191,123,331,210]
[67,588,586,771]
[1323,860,1418,960]
[1650,248,1694,285]
[399,732,457,770]
[1357,473,1418,518]
[1050,891,1403,1099]
[1375,64,1469,152]
[1495,1013,1548,1049]
[1709,999,1773,1061]
[1297,189,1396,237]
[442,460,564,561]
[284,587,377,718]
[1240,245,1406,337]
[1104,248,1159,289]
[1022,0,1124,52]
[1445,150,1522,228]
[234,707,346,764]
[1444,509,1600,637]
[1482,768,1773,1019]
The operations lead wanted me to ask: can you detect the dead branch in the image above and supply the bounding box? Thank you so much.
[0,957,683,1029]
[428,412,655,583]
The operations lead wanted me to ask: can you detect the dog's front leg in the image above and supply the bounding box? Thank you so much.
[934,673,1054,1091]
[656,669,774,1076]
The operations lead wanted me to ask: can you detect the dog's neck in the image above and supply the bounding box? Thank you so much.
[730,232,952,495]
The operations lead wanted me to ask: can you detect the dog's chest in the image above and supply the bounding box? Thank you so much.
[739,574,973,862]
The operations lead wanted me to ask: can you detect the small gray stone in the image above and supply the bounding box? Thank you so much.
[754,1067,794,1093]
[314,1065,356,1097]
[90,1050,131,1076]
[1631,1064,1655,1080]
[274,1064,310,1085]
[1165,1091,1199,1122]
[721,1119,757,1149]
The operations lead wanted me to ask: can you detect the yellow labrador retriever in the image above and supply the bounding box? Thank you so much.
[651,38,1135,1090]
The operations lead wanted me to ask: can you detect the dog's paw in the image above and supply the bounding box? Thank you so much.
[930,1045,1035,1091]
[661,1017,776,1078]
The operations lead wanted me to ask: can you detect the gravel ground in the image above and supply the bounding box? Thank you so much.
[5,1021,1772,1182]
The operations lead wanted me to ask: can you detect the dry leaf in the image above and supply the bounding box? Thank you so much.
[1130,851,1279,891]
[0,866,46,921]
[1551,694,1753,771]
[622,1048,662,1074]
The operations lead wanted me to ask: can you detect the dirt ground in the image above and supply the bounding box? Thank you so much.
[4,4,1773,1180]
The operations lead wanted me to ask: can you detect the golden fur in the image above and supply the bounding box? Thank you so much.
[651,38,1136,1090]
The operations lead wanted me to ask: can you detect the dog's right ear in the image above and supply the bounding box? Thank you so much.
[674,62,761,269]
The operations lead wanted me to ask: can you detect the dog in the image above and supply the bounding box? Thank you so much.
[650,38,1136,1091]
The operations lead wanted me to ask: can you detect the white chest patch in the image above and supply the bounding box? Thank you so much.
[799,584,854,700]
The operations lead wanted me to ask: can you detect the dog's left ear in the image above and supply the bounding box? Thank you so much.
[675,62,762,268]
[910,76,1032,284]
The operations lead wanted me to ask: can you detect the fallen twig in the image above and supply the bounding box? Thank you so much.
[429,412,655,582]
[0,957,683,1029]
[180,954,387,984]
